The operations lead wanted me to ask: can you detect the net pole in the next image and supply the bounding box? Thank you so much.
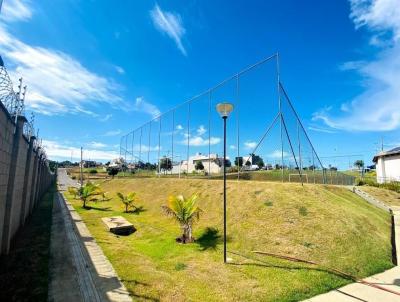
[158,117,161,177]
[312,150,316,184]
[208,90,211,179]
[297,120,303,171]
[276,53,284,182]
[281,114,303,185]
[172,110,175,176]
[187,103,191,177]
[139,127,142,171]
[148,122,151,165]
[236,74,240,181]
[131,131,135,162]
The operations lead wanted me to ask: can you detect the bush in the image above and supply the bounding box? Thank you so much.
[89,169,98,174]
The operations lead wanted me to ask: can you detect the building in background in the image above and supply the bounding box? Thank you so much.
[171,153,227,174]
[373,147,400,183]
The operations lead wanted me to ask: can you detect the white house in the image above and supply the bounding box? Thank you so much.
[373,147,400,183]
[171,153,226,174]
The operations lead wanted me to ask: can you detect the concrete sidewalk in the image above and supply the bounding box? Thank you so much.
[305,188,400,301]
[48,169,131,302]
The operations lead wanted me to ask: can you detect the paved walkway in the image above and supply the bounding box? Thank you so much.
[48,169,131,302]
[305,187,400,301]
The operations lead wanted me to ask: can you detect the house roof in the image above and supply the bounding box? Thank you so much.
[373,147,400,162]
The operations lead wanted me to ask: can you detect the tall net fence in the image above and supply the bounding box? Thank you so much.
[120,54,355,186]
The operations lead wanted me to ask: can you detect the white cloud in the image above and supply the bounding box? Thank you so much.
[103,129,122,136]
[87,141,107,148]
[150,4,187,56]
[244,141,257,150]
[0,26,123,115]
[133,97,161,118]
[176,124,184,130]
[196,125,206,135]
[188,136,220,146]
[115,65,125,74]
[229,144,237,150]
[42,139,118,161]
[350,0,400,42]
[308,126,337,134]
[99,114,112,122]
[2,0,32,22]
[267,150,290,159]
[315,0,400,131]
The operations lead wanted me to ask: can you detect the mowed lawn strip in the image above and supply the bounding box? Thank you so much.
[65,178,393,302]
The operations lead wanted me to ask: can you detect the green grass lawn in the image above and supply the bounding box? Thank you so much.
[65,178,393,302]
[360,186,400,207]
[0,188,54,301]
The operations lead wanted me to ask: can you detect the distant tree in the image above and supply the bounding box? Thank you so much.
[195,161,204,171]
[160,157,172,172]
[144,162,156,170]
[250,154,264,168]
[234,157,243,167]
[354,160,364,170]
[48,160,58,172]
[107,167,119,178]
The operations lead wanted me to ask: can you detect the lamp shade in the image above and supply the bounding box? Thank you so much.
[216,102,234,118]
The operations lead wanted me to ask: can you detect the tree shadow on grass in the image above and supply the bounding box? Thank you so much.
[127,206,146,215]
[197,227,231,251]
[227,251,355,281]
[85,206,112,212]
[122,279,160,302]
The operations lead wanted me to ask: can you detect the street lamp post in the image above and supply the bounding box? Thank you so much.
[216,102,234,263]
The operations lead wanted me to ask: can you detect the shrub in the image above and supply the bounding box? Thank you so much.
[79,182,101,208]
[89,169,98,174]
[299,206,308,216]
[162,194,202,243]
[117,192,139,213]
[107,167,119,178]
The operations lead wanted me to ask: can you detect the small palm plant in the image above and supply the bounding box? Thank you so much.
[68,186,79,199]
[162,194,202,243]
[117,192,138,213]
[79,182,100,208]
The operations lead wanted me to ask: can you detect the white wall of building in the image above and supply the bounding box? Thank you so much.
[171,153,223,174]
[376,155,400,183]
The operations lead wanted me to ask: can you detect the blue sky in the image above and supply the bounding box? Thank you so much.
[0,0,399,168]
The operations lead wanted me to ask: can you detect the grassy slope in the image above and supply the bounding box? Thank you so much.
[0,188,54,302]
[66,179,393,302]
[361,186,400,207]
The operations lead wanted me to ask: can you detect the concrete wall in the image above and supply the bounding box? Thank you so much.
[376,155,400,183]
[0,101,55,255]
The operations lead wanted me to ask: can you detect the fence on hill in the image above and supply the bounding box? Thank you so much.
[119,54,355,186]
[0,63,55,255]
